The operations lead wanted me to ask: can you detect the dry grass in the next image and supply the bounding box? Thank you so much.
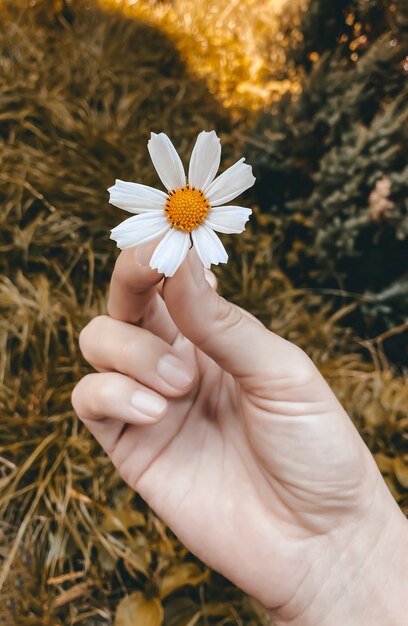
[0,0,407,624]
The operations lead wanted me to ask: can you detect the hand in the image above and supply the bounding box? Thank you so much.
[72,246,408,625]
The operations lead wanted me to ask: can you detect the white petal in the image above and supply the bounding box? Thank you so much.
[204,158,255,206]
[110,213,170,249]
[188,130,221,189]
[149,228,190,277]
[147,133,186,191]
[191,225,228,268]
[205,205,252,234]
[108,179,167,213]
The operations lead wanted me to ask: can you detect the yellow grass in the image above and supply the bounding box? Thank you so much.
[102,0,305,116]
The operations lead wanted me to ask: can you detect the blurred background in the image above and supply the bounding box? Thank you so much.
[0,0,407,623]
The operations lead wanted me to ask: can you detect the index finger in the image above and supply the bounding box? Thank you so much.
[107,243,163,325]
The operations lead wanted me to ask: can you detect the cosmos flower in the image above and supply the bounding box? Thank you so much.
[109,131,255,277]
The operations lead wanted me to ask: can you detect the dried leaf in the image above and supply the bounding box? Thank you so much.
[374,452,393,474]
[102,508,146,533]
[159,563,208,599]
[115,592,163,626]
[96,545,117,573]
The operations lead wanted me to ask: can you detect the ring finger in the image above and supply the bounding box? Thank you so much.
[71,372,167,455]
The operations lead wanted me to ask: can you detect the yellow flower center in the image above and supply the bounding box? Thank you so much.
[164,185,210,232]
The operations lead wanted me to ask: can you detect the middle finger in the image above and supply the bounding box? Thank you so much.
[79,315,196,397]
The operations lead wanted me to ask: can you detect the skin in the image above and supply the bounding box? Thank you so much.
[72,245,408,625]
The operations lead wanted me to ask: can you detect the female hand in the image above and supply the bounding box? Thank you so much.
[72,246,408,625]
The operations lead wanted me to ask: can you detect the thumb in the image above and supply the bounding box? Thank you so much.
[163,250,304,387]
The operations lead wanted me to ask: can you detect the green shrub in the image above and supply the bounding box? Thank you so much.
[248,0,408,362]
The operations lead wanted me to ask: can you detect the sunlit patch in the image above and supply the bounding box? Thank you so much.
[165,185,210,232]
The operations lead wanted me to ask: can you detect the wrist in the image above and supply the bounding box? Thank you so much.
[270,481,408,626]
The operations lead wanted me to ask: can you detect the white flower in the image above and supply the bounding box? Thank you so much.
[109,130,255,277]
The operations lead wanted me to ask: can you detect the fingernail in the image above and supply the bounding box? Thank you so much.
[130,390,167,417]
[157,354,194,390]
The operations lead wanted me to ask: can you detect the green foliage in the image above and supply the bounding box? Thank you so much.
[248,0,408,361]
[291,0,408,66]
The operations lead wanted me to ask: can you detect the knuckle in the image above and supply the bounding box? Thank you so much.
[95,378,115,408]
[117,458,134,490]
[115,329,150,372]
[140,295,160,327]
[71,373,114,420]
[78,315,109,357]
[214,297,242,332]
[71,374,94,417]
[204,268,217,290]
[120,338,140,365]
[71,385,80,415]
[288,344,318,385]
[216,298,241,326]
[193,293,241,350]
[238,306,264,327]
